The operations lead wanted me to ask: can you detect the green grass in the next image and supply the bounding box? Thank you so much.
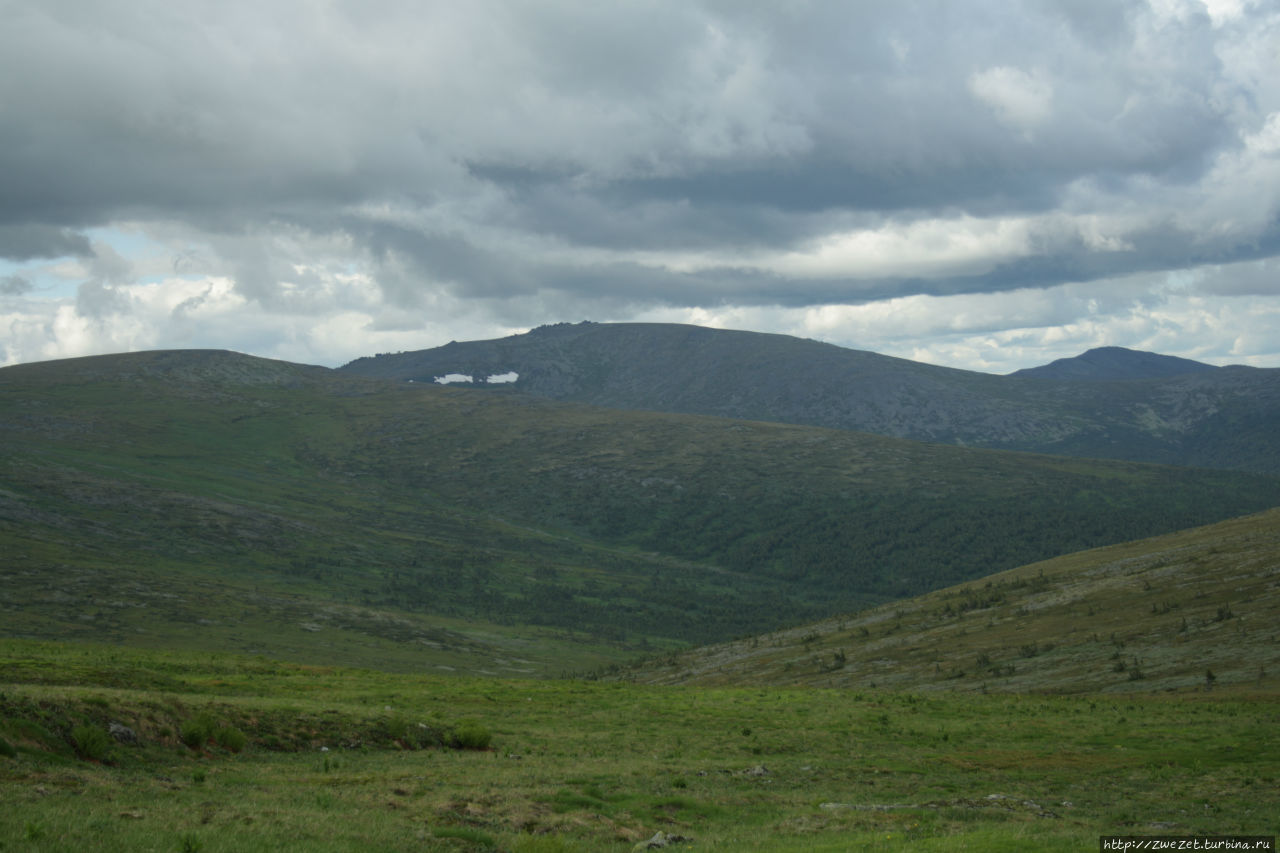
[1,638,1277,851]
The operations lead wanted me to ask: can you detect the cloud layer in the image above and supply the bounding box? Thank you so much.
[2,0,1277,371]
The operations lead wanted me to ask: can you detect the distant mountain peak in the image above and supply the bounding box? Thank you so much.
[337,323,1280,475]
[1010,346,1218,381]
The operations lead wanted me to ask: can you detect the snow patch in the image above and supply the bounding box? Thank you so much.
[432,371,518,384]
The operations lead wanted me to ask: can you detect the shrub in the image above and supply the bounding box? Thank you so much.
[0,736,17,759]
[71,724,112,762]
[383,715,442,750]
[180,713,218,751]
[449,722,492,751]
[384,713,417,748]
[214,726,248,753]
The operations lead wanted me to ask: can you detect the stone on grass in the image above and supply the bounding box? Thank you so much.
[633,830,693,850]
[109,722,138,744]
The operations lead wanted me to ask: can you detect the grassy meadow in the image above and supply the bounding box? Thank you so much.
[2,639,1276,852]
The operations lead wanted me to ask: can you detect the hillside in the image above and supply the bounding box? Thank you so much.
[5,349,1280,675]
[340,322,1280,474]
[610,507,1280,694]
[1009,346,1218,381]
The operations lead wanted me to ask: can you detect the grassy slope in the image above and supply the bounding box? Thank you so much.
[1,639,1276,851]
[614,507,1280,694]
[5,349,1280,676]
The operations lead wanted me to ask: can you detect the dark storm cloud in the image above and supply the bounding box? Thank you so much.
[0,225,93,261]
[0,0,1276,319]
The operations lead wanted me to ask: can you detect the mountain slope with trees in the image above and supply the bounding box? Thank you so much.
[611,507,1280,694]
[4,349,1280,673]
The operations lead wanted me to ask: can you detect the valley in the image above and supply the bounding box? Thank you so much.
[5,347,1280,672]
[2,333,1278,850]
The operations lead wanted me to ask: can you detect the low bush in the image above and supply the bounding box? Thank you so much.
[449,721,492,751]
[71,724,112,762]
[180,713,218,751]
[382,714,443,749]
[214,726,248,753]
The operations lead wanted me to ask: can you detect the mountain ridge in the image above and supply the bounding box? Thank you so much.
[340,322,1280,474]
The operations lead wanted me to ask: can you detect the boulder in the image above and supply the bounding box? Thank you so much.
[108,722,138,745]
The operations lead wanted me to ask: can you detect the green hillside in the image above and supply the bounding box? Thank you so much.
[4,349,1280,674]
[612,507,1280,694]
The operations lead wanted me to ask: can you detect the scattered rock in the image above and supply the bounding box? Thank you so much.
[743,764,770,777]
[633,831,693,851]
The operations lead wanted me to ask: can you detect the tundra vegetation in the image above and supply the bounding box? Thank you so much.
[3,350,1279,849]
[5,350,1280,671]
[2,639,1276,852]
[613,507,1280,694]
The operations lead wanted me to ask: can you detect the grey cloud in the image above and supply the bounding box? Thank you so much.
[0,225,93,261]
[1,0,1277,325]
[1,274,33,295]
[75,280,128,318]
[1190,258,1280,296]
[89,242,133,285]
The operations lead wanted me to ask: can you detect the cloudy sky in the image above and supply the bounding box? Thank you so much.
[2,0,1278,373]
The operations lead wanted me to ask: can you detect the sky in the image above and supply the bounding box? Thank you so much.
[2,0,1278,374]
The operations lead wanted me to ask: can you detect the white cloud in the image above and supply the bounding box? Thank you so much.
[968,66,1054,132]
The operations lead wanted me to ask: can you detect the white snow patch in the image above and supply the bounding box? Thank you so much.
[434,373,473,384]
[487,371,518,383]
